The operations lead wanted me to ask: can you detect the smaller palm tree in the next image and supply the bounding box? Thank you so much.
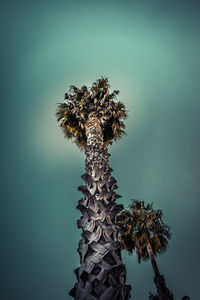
[117,200,174,300]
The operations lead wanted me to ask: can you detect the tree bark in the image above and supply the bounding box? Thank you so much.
[147,240,174,300]
[147,241,160,278]
[69,116,131,300]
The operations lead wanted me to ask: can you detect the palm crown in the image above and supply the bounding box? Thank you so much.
[56,77,127,148]
[117,200,171,263]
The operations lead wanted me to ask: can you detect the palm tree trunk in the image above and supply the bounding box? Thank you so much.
[147,241,161,278]
[147,240,174,300]
[69,116,131,300]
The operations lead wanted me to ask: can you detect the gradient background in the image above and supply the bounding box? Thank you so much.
[1,0,200,299]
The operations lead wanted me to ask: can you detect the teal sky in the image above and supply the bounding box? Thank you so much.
[1,0,200,299]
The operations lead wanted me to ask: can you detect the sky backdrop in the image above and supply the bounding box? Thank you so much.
[1,0,200,299]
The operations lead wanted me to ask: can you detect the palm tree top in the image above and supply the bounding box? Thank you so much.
[56,77,127,148]
[117,200,171,263]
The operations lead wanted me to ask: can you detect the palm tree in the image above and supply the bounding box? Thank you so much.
[56,78,131,300]
[117,200,174,300]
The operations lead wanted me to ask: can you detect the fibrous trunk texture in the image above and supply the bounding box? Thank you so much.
[70,116,131,300]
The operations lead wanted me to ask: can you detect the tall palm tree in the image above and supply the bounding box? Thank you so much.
[56,78,131,300]
[117,200,174,300]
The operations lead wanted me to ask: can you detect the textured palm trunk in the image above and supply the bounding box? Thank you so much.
[70,116,131,300]
[147,241,174,300]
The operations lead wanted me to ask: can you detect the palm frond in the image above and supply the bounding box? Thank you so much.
[56,78,128,148]
[117,200,171,261]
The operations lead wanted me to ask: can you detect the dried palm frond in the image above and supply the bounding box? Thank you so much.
[56,77,127,148]
[117,200,171,262]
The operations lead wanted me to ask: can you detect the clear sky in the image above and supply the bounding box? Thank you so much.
[1,0,200,299]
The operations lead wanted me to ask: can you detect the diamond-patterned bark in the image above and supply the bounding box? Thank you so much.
[70,116,131,300]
